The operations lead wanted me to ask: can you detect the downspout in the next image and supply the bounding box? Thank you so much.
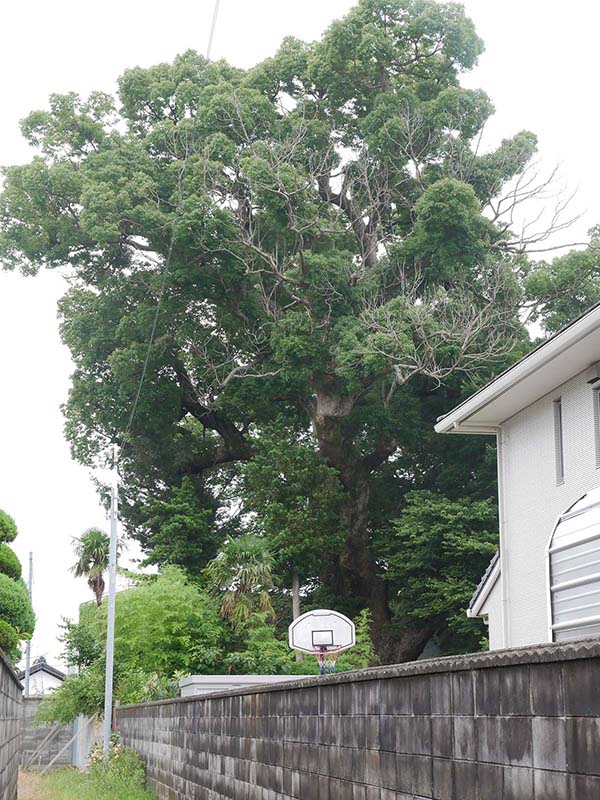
[496,428,512,648]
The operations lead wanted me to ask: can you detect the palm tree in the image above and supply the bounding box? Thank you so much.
[71,528,110,606]
[204,535,275,627]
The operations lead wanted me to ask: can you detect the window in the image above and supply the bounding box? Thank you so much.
[594,389,600,469]
[554,398,564,484]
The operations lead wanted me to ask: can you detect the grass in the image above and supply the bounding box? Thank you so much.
[18,766,155,800]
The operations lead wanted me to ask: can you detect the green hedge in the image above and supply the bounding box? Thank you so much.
[0,573,34,635]
[0,511,17,544]
[0,620,19,654]
[0,544,21,580]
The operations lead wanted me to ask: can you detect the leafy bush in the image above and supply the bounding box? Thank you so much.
[335,609,378,671]
[0,511,17,544]
[224,614,296,674]
[87,740,148,795]
[0,573,35,635]
[36,663,105,725]
[24,746,154,800]
[0,544,21,580]
[0,619,19,655]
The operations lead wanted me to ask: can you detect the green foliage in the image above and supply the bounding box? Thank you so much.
[241,422,345,581]
[336,609,378,671]
[205,536,276,626]
[0,510,34,661]
[23,749,154,800]
[0,511,17,544]
[224,613,296,675]
[0,573,35,637]
[60,617,102,671]
[71,527,110,606]
[525,228,600,334]
[0,544,21,580]
[0,619,19,655]
[41,567,226,724]
[92,566,225,675]
[36,663,105,725]
[385,491,498,653]
[139,476,222,575]
[87,744,150,797]
[2,0,582,661]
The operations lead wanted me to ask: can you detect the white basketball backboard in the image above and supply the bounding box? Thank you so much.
[288,609,356,654]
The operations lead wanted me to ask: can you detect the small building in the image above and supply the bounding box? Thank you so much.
[436,303,600,649]
[18,658,65,696]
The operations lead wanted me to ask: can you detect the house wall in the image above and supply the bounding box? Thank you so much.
[117,639,600,800]
[480,577,504,650]
[499,368,600,648]
[0,649,21,800]
[26,671,63,696]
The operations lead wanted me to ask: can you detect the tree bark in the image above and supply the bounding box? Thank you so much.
[291,572,303,663]
[311,382,433,665]
[292,573,301,620]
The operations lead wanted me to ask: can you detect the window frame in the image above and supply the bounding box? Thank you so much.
[553,397,564,485]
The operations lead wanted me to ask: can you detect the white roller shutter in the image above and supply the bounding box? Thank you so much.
[549,488,600,641]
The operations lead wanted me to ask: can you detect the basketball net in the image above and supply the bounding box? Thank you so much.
[316,647,340,674]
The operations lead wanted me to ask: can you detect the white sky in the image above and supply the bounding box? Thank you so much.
[1,0,598,667]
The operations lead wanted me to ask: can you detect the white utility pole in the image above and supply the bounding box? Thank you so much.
[102,446,119,758]
[24,552,33,697]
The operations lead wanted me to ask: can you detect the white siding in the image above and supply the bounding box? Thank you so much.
[27,671,63,696]
[479,576,504,650]
[500,368,600,647]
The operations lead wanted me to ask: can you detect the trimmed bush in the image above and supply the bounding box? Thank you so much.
[0,619,19,655]
[0,511,17,544]
[0,544,21,580]
[0,573,35,635]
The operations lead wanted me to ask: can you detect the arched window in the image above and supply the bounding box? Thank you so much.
[548,488,600,641]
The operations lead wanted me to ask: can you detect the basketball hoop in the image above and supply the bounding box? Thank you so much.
[316,647,341,674]
[289,609,355,675]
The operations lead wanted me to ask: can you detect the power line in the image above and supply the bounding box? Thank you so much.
[120,0,221,453]
[103,1,222,759]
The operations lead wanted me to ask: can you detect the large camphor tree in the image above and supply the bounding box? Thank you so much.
[1,0,581,661]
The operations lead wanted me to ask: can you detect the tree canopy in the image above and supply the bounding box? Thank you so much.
[1,0,595,662]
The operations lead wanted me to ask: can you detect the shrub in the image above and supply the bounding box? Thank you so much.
[0,511,17,544]
[0,573,35,635]
[0,619,19,655]
[0,544,21,580]
[87,741,148,796]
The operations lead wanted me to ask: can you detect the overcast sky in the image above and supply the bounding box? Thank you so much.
[1,0,598,667]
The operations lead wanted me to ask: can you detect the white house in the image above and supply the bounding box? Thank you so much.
[18,658,65,695]
[436,302,600,650]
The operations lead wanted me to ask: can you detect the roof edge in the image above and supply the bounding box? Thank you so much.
[435,301,600,434]
[468,552,501,618]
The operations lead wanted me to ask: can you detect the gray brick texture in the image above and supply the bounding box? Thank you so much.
[0,650,21,800]
[115,638,600,800]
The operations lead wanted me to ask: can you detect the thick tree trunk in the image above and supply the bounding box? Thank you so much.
[292,572,301,620]
[312,384,433,665]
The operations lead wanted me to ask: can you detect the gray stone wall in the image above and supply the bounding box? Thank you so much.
[20,697,74,770]
[116,639,600,800]
[0,650,21,800]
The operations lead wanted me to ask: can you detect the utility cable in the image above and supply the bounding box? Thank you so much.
[120,0,221,455]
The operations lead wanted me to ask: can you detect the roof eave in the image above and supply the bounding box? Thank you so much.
[468,558,501,618]
[435,302,600,435]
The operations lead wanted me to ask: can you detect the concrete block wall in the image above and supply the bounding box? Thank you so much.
[0,650,21,800]
[20,697,74,770]
[116,639,600,800]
